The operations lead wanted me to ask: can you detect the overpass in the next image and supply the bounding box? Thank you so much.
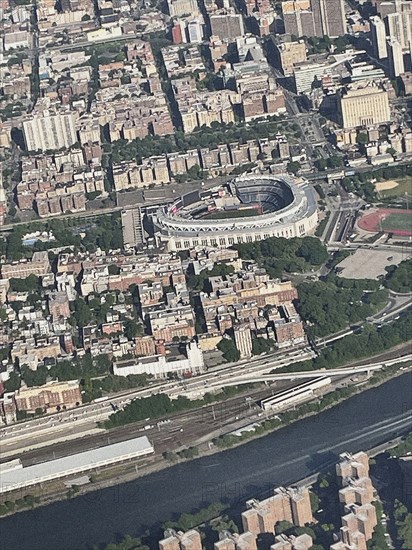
[204,355,412,388]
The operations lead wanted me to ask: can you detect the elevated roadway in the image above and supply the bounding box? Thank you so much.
[203,354,412,388]
[0,348,314,451]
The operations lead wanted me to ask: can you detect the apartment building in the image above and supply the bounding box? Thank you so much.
[233,323,253,358]
[14,380,82,414]
[210,11,245,40]
[275,39,307,76]
[23,109,78,152]
[1,252,50,280]
[148,306,196,343]
[214,531,257,550]
[282,0,346,38]
[242,486,312,536]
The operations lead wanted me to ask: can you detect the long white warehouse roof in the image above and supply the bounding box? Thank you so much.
[0,436,154,494]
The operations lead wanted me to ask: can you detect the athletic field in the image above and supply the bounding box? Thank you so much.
[358,208,412,237]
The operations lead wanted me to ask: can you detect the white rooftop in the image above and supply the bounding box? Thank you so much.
[0,436,154,494]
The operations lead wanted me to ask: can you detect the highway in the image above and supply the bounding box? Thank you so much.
[1,372,411,550]
[2,338,410,461]
[0,347,313,456]
[1,288,410,459]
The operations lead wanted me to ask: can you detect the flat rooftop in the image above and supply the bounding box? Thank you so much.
[0,436,154,494]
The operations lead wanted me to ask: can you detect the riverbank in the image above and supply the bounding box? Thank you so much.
[1,363,410,520]
[1,370,411,550]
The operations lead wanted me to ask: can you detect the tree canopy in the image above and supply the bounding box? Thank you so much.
[384,260,412,294]
[217,338,241,363]
[297,277,386,337]
[236,236,328,278]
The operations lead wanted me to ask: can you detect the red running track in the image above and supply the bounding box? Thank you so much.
[357,208,412,237]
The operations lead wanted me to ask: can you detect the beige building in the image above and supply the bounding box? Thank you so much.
[386,4,412,52]
[1,251,50,279]
[14,380,82,414]
[215,531,257,550]
[277,40,307,76]
[370,16,387,59]
[331,451,377,550]
[387,38,405,78]
[338,82,391,129]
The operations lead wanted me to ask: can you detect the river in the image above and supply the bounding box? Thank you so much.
[1,372,412,550]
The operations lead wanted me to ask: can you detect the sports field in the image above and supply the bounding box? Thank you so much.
[358,208,412,237]
[206,208,261,219]
[380,176,412,197]
[381,212,412,233]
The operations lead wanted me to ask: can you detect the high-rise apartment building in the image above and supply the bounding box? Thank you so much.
[337,81,391,129]
[214,531,257,550]
[23,110,77,152]
[282,0,346,38]
[159,530,202,550]
[241,486,312,536]
[332,451,377,550]
[387,37,406,77]
[289,487,313,526]
[313,0,346,37]
[370,15,388,59]
[385,2,412,51]
[275,39,307,76]
[374,0,397,18]
[336,452,370,482]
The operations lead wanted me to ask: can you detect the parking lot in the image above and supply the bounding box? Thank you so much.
[336,248,411,280]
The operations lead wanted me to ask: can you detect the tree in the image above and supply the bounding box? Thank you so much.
[72,297,93,328]
[276,520,294,534]
[315,158,328,171]
[394,500,408,523]
[163,451,178,462]
[356,132,368,146]
[384,260,412,293]
[297,236,329,265]
[386,147,397,158]
[217,338,240,363]
[124,319,142,340]
[251,337,273,355]
[287,161,301,175]
[21,365,48,387]
[394,500,412,550]
[9,274,39,293]
[310,491,319,513]
[4,371,21,392]
[328,155,343,168]
[105,534,150,550]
